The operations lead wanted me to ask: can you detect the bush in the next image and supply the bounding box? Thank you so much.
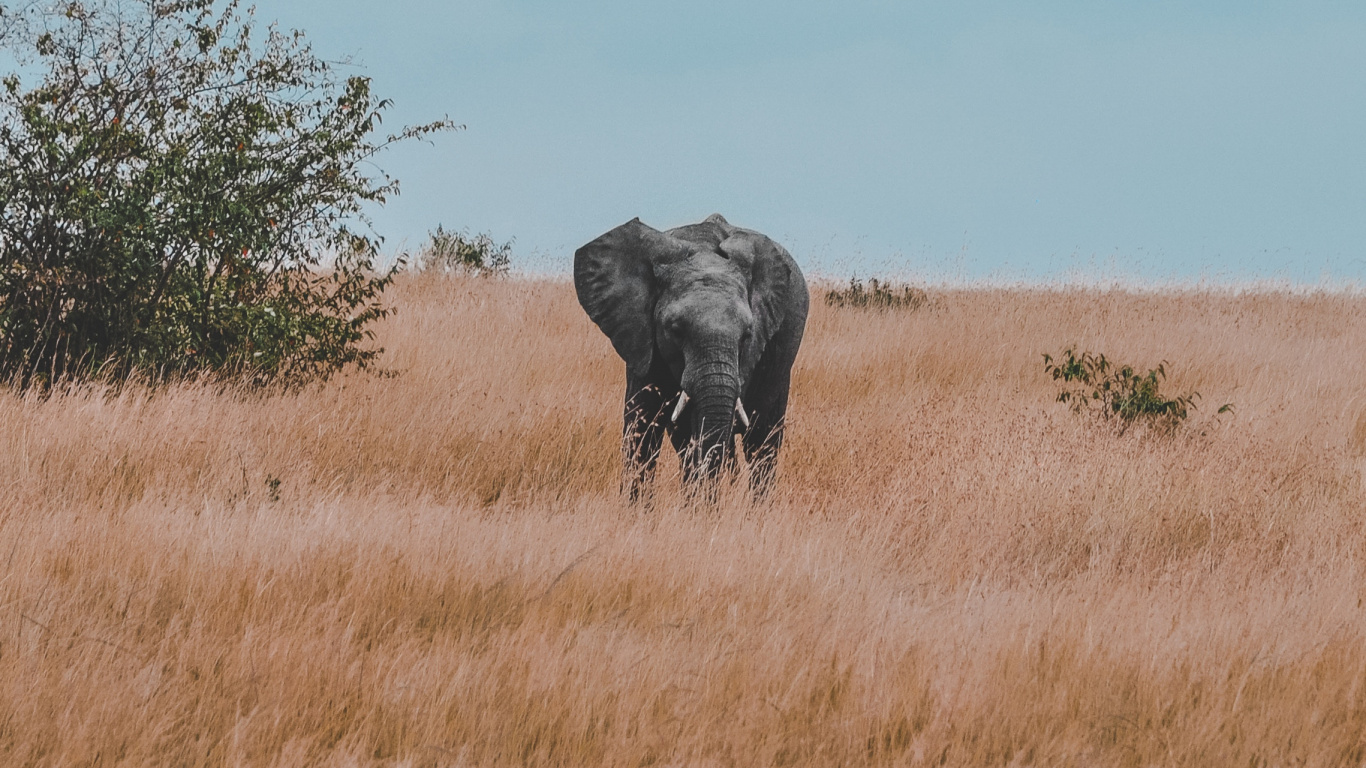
[416,225,511,277]
[1043,347,1211,432]
[824,278,928,311]
[0,0,454,388]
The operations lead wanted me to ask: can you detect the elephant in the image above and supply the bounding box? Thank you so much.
[574,214,809,499]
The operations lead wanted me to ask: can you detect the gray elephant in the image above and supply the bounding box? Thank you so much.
[575,214,809,498]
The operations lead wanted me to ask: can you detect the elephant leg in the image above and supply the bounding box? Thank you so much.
[723,433,742,479]
[673,422,729,506]
[623,383,668,502]
[742,367,793,497]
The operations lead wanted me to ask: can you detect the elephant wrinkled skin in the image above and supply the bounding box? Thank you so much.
[574,214,809,499]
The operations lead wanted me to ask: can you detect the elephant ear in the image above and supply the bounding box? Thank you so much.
[720,229,796,374]
[574,218,692,379]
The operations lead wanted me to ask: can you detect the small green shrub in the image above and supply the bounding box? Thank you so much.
[824,278,928,311]
[1043,347,1207,432]
[417,225,511,277]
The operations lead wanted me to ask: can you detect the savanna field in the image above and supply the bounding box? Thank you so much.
[5,274,1366,766]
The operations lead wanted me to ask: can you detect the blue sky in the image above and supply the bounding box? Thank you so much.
[253,1,1366,281]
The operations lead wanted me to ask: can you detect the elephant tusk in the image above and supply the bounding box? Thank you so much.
[671,391,690,423]
[735,399,750,428]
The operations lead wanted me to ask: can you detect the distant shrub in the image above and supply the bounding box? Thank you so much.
[417,225,511,277]
[824,278,928,311]
[1043,347,1218,432]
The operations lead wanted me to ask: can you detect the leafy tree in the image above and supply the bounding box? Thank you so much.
[0,0,454,387]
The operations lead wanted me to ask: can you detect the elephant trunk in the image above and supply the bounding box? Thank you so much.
[687,349,740,480]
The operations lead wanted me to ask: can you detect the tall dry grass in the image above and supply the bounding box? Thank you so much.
[3,274,1366,766]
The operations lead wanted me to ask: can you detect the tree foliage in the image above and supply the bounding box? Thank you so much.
[824,277,928,311]
[416,224,511,277]
[0,0,454,387]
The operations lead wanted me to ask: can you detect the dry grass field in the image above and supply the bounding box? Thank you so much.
[3,273,1366,766]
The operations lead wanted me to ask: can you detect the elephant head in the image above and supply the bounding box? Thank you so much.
[575,214,807,490]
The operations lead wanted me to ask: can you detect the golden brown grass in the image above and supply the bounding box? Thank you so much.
[4,274,1366,766]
